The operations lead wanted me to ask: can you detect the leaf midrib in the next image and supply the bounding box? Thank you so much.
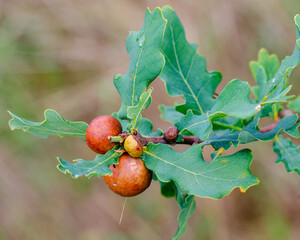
[169,26,203,114]
[131,90,152,129]
[131,44,145,108]
[10,110,86,136]
[178,116,209,135]
[144,149,242,181]
[83,152,120,173]
[60,152,120,177]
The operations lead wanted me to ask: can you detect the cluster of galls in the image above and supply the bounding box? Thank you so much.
[85,115,152,197]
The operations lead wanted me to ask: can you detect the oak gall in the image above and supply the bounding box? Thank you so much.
[103,153,152,197]
[124,135,143,157]
[85,115,122,154]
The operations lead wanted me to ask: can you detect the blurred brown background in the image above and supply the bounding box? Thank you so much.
[1,0,300,239]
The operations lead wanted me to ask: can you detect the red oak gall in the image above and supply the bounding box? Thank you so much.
[86,115,122,154]
[103,153,152,197]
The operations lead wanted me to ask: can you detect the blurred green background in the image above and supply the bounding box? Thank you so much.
[1,1,300,239]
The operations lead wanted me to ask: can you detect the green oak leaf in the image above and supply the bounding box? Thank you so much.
[213,117,244,133]
[251,85,260,100]
[176,79,260,140]
[142,143,259,199]
[249,15,300,109]
[172,195,196,240]
[249,49,291,107]
[273,136,300,174]
[260,84,292,106]
[287,96,300,113]
[160,181,187,200]
[112,112,162,137]
[112,112,130,131]
[203,114,299,150]
[285,121,300,138]
[209,79,260,119]
[8,109,88,141]
[57,147,122,178]
[159,104,184,124]
[250,48,280,83]
[152,172,158,181]
[255,66,272,102]
[137,118,163,137]
[127,88,153,130]
[257,102,281,119]
[171,181,196,240]
[263,15,300,103]
[114,8,167,119]
[159,180,196,240]
[175,110,211,139]
[160,181,177,198]
[159,6,222,115]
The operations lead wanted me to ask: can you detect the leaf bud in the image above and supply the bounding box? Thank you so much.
[164,127,178,143]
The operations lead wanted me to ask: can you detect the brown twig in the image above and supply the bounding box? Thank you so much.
[259,122,278,133]
[259,109,299,133]
[141,136,202,145]
[109,108,299,145]
[110,128,203,146]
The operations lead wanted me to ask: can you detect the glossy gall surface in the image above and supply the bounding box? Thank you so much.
[103,153,152,197]
[124,135,143,157]
[86,115,122,154]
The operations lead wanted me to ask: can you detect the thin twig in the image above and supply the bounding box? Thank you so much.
[142,136,202,145]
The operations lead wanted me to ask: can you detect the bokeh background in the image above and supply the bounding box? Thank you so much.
[1,0,300,239]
